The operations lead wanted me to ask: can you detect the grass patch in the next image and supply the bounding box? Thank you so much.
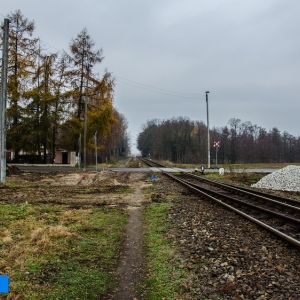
[156,160,300,170]
[0,203,127,299]
[204,170,266,186]
[143,202,187,299]
[142,188,154,194]
[221,163,300,169]
[4,182,42,188]
[114,187,134,193]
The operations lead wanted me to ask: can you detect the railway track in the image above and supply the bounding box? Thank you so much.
[139,157,300,248]
[138,157,166,168]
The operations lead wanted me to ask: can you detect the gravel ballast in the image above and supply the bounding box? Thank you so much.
[153,175,300,299]
[251,165,300,192]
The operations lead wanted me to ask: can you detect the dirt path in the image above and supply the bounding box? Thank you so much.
[111,175,146,300]
[3,171,150,299]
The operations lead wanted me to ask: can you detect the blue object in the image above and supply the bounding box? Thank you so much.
[150,175,158,180]
[0,275,9,293]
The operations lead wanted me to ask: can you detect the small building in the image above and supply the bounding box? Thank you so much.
[55,151,76,166]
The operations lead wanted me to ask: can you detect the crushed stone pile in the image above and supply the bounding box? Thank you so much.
[251,165,300,192]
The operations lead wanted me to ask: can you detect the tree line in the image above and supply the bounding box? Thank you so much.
[1,10,130,163]
[137,117,300,165]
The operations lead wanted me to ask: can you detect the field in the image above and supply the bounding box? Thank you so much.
[0,171,151,299]
[1,166,300,299]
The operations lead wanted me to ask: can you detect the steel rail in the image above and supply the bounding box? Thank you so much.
[180,178,300,225]
[164,171,300,249]
[138,157,165,168]
[138,158,300,247]
[194,170,300,205]
[227,185,300,206]
[186,173,300,214]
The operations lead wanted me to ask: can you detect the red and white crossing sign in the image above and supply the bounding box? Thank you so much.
[213,141,220,167]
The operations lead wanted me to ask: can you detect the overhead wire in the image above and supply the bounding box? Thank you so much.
[0,12,205,99]
[115,75,202,97]
[40,40,204,99]
[116,78,202,99]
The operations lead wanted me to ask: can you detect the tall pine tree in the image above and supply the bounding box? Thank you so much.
[4,9,38,162]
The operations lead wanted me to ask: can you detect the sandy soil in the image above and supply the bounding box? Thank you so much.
[1,171,152,207]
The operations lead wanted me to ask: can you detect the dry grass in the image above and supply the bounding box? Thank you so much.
[0,201,126,299]
[1,211,78,273]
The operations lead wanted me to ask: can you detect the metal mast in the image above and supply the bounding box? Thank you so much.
[206,91,210,169]
[0,19,9,183]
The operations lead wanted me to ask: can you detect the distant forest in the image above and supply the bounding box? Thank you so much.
[137,117,300,164]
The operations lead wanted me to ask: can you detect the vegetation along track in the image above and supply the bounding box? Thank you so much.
[168,172,300,248]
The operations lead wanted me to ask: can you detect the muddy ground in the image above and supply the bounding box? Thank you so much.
[1,171,152,207]
[1,171,152,300]
[1,170,300,299]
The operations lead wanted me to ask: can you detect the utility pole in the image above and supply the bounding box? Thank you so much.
[78,134,81,170]
[206,91,210,169]
[0,19,9,184]
[83,64,92,171]
[94,131,97,172]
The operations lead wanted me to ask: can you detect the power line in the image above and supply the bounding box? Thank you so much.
[38,43,204,99]
[115,75,202,97]
[28,39,203,99]
[116,78,202,99]
[0,15,204,99]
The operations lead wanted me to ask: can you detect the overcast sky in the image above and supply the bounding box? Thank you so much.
[2,0,300,153]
